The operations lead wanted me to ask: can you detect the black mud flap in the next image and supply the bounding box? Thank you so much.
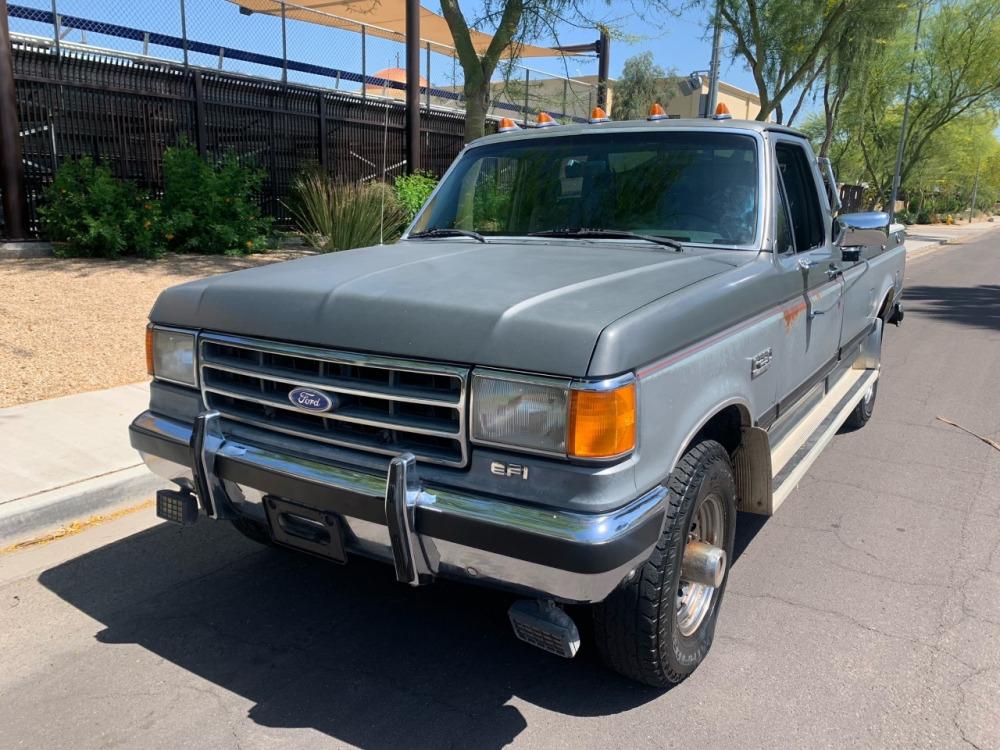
[888,302,904,326]
[263,495,348,563]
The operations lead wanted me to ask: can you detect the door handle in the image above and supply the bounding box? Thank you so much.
[826,264,842,279]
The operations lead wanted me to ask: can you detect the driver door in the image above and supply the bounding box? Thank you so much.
[773,138,845,407]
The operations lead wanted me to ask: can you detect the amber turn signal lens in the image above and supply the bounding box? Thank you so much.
[145,325,155,376]
[568,382,636,458]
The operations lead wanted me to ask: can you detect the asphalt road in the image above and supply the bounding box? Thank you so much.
[3,233,1000,750]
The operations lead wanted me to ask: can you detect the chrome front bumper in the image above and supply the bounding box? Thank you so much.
[129,411,667,603]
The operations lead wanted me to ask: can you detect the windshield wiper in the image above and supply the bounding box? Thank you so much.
[409,228,487,243]
[528,228,684,252]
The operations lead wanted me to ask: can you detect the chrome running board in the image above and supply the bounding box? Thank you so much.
[765,368,880,515]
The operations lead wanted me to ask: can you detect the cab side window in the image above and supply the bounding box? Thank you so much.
[775,142,823,252]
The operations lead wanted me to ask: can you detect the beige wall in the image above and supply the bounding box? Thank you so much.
[428,74,607,122]
[523,75,763,121]
[663,80,763,120]
[428,74,761,124]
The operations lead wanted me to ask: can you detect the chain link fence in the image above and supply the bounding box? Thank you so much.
[4,0,600,236]
[7,0,596,123]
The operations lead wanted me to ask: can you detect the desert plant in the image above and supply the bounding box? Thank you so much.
[161,143,272,255]
[287,172,406,251]
[39,157,165,259]
[394,170,438,223]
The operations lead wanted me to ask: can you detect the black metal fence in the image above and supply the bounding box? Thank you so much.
[839,184,866,214]
[10,37,471,236]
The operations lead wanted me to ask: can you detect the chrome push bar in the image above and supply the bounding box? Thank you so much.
[131,410,668,602]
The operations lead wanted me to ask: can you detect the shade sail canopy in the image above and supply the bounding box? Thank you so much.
[228,0,568,58]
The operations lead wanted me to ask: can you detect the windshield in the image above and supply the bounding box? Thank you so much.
[411,130,761,247]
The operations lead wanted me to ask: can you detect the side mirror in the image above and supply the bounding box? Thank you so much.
[834,211,889,262]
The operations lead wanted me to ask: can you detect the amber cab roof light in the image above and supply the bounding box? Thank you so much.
[498,117,520,132]
[535,111,557,127]
[647,102,668,121]
[589,106,610,123]
[713,102,732,120]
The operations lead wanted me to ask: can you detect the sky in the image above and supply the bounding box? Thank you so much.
[6,0,758,99]
[510,1,757,93]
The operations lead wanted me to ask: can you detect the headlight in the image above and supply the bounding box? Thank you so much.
[471,371,636,459]
[472,374,570,454]
[146,325,197,386]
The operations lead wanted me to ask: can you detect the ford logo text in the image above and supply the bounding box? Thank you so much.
[288,387,335,413]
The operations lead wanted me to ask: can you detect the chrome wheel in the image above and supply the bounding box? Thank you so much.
[676,492,727,637]
[863,383,876,406]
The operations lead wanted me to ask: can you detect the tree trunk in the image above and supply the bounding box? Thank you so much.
[463,77,491,143]
[755,93,774,121]
[439,0,522,144]
[819,109,835,158]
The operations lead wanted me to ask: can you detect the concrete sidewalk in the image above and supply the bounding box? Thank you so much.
[904,219,998,257]
[0,382,157,544]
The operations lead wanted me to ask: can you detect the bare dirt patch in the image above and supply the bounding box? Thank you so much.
[0,250,311,408]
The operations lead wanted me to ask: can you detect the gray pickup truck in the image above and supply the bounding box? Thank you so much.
[130,116,905,686]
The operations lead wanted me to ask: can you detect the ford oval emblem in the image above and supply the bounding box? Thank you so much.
[288,387,334,413]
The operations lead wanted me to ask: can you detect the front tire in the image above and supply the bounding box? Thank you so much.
[592,440,737,687]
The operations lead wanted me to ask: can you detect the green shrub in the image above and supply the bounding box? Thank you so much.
[393,170,438,223]
[473,179,512,233]
[39,157,165,259]
[161,143,272,255]
[287,171,406,252]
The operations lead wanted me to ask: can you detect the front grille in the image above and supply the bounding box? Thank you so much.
[199,333,469,467]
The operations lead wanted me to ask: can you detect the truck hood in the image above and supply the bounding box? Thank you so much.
[151,239,743,376]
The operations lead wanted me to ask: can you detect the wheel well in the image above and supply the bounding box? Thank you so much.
[687,405,746,457]
[685,404,773,515]
[876,289,895,321]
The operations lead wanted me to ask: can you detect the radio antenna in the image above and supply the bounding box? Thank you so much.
[379,76,390,245]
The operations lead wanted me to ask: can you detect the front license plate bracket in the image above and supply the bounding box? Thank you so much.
[263,495,347,563]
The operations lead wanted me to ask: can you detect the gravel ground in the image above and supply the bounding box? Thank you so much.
[0,250,311,408]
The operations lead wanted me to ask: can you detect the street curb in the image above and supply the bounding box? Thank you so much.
[906,239,948,260]
[0,465,161,546]
[0,241,54,259]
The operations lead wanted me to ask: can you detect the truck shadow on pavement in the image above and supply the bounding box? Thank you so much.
[904,284,1000,332]
[38,513,768,748]
[38,519,694,748]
